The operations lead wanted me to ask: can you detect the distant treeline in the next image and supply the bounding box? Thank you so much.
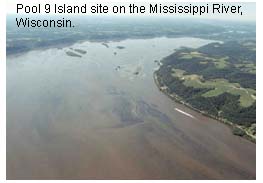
[7,16,255,55]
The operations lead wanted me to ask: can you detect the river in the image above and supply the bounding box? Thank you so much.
[7,37,256,179]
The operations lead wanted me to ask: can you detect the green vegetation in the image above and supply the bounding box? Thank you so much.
[179,51,229,69]
[116,46,125,49]
[65,51,82,57]
[156,40,256,141]
[232,127,246,136]
[74,49,87,54]
[172,68,255,107]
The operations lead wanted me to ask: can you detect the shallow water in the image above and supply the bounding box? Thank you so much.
[7,37,256,179]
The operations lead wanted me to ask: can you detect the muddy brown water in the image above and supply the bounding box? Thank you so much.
[7,37,256,179]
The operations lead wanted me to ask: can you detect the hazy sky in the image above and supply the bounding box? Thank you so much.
[7,0,256,22]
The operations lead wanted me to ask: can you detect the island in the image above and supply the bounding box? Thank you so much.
[65,50,82,57]
[116,46,125,49]
[74,49,87,54]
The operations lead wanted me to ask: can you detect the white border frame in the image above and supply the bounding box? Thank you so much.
[1,0,260,182]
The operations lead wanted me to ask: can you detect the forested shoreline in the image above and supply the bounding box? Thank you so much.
[155,40,256,142]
